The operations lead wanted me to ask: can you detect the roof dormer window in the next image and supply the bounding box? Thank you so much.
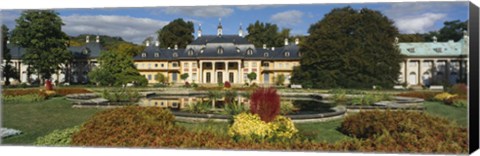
[247,48,253,55]
[154,53,159,57]
[433,47,442,53]
[407,48,415,53]
[217,47,224,54]
[173,52,178,57]
[82,49,90,55]
[141,53,147,58]
[188,49,194,56]
[200,48,205,53]
[236,48,241,53]
[264,53,269,57]
[284,52,290,57]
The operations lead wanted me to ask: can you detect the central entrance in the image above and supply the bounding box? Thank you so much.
[217,72,223,84]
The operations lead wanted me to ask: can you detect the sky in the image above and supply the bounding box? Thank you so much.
[0,1,469,44]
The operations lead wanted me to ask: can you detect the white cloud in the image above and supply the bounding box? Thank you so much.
[270,10,304,28]
[236,5,268,11]
[61,14,169,44]
[383,2,465,19]
[162,6,233,18]
[394,13,446,34]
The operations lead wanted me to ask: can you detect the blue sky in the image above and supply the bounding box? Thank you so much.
[1,1,469,44]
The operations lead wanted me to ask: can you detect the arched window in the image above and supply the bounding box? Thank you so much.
[188,49,194,56]
[236,48,241,53]
[217,47,224,54]
[264,53,269,57]
[246,48,253,55]
[173,52,178,57]
[284,52,290,57]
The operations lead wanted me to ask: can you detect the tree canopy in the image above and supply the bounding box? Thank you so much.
[291,7,403,89]
[157,18,194,49]
[245,21,291,48]
[397,33,425,42]
[11,10,72,82]
[423,20,468,42]
[88,51,147,86]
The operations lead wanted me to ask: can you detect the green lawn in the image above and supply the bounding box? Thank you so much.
[423,101,468,127]
[1,97,102,145]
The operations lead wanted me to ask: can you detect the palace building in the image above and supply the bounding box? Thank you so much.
[2,21,469,87]
[133,22,301,85]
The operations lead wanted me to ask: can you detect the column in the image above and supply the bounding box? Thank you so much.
[405,59,409,85]
[237,61,241,84]
[212,61,216,84]
[225,61,229,83]
[199,61,203,83]
[446,59,451,84]
[418,59,423,85]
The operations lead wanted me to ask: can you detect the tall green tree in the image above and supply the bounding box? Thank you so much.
[245,21,291,47]
[11,10,72,83]
[157,18,194,49]
[423,20,468,42]
[2,25,18,86]
[88,51,147,86]
[111,42,145,57]
[398,33,425,42]
[291,7,403,89]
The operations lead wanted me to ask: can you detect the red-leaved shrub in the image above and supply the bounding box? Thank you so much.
[249,87,280,122]
[449,83,467,96]
[224,81,231,88]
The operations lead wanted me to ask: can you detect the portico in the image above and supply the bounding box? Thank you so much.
[198,60,242,84]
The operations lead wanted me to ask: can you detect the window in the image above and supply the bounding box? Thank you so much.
[262,62,269,67]
[217,47,224,54]
[192,63,197,68]
[244,74,248,80]
[247,49,253,55]
[184,63,188,68]
[423,62,431,68]
[172,62,178,67]
[172,73,178,82]
[173,52,178,57]
[147,75,152,80]
[284,52,290,57]
[200,48,205,53]
[236,48,241,53]
[161,64,164,68]
[407,48,415,53]
[155,64,158,67]
[408,61,416,67]
[141,53,147,58]
[252,62,257,67]
[433,47,442,53]
[206,72,211,83]
[154,53,159,57]
[188,49,194,56]
[264,53,269,57]
[279,63,283,68]
[192,73,197,81]
[229,72,234,83]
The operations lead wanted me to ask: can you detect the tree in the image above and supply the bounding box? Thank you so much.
[398,33,425,42]
[291,7,403,89]
[245,20,291,47]
[11,10,72,84]
[157,18,194,49]
[275,74,286,86]
[247,72,257,84]
[2,25,18,86]
[89,51,147,86]
[155,72,167,84]
[180,73,189,82]
[111,42,145,57]
[423,20,468,42]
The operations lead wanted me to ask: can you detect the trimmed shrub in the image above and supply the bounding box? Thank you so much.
[396,91,438,101]
[2,94,46,103]
[224,81,231,88]
[280,101,299,115]
[35,126,81,146]
[185,102,212,114]
[228,113,298,142]
[339,110,467,153]
[250,87,280,122]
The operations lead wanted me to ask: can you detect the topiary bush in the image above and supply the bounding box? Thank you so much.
[224,81,231,88]
[35,126,81,146]
[228,113,298,142]
[250,87,280,122]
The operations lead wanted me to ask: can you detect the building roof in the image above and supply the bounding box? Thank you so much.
[398,37,469,57]
[7,42,104,60]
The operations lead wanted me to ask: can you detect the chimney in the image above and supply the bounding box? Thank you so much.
[284,38,288,46]
[197,23,202,38]
[155,40,160,47]
[263,44,267,49]
[295,38,299,45]
[432,36,437,43]
[96,35,100,43]
[238,23,243,37]
[174,44,178,50]
[86,35,90,43]
[146,40,150,46]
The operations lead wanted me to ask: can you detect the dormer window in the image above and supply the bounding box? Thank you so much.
[407,48,415,53]
[433,47,442,53]
[173,52,178,57]
[236,48,240,53]
[154,53,159,57]
[82,49,90,55]
[200,48,205,53]
[217,47,224,54]
[246,49,253,55]
[284,52,290,57]
[188,49,194,56]
[141,53,147,58]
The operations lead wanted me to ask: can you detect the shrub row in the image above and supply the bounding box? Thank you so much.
[35,126,81,146]
[396,91,438,101]
[53,88,92,96]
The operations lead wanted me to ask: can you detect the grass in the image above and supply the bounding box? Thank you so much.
[423,101,468,127]
[1,97,102,145]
